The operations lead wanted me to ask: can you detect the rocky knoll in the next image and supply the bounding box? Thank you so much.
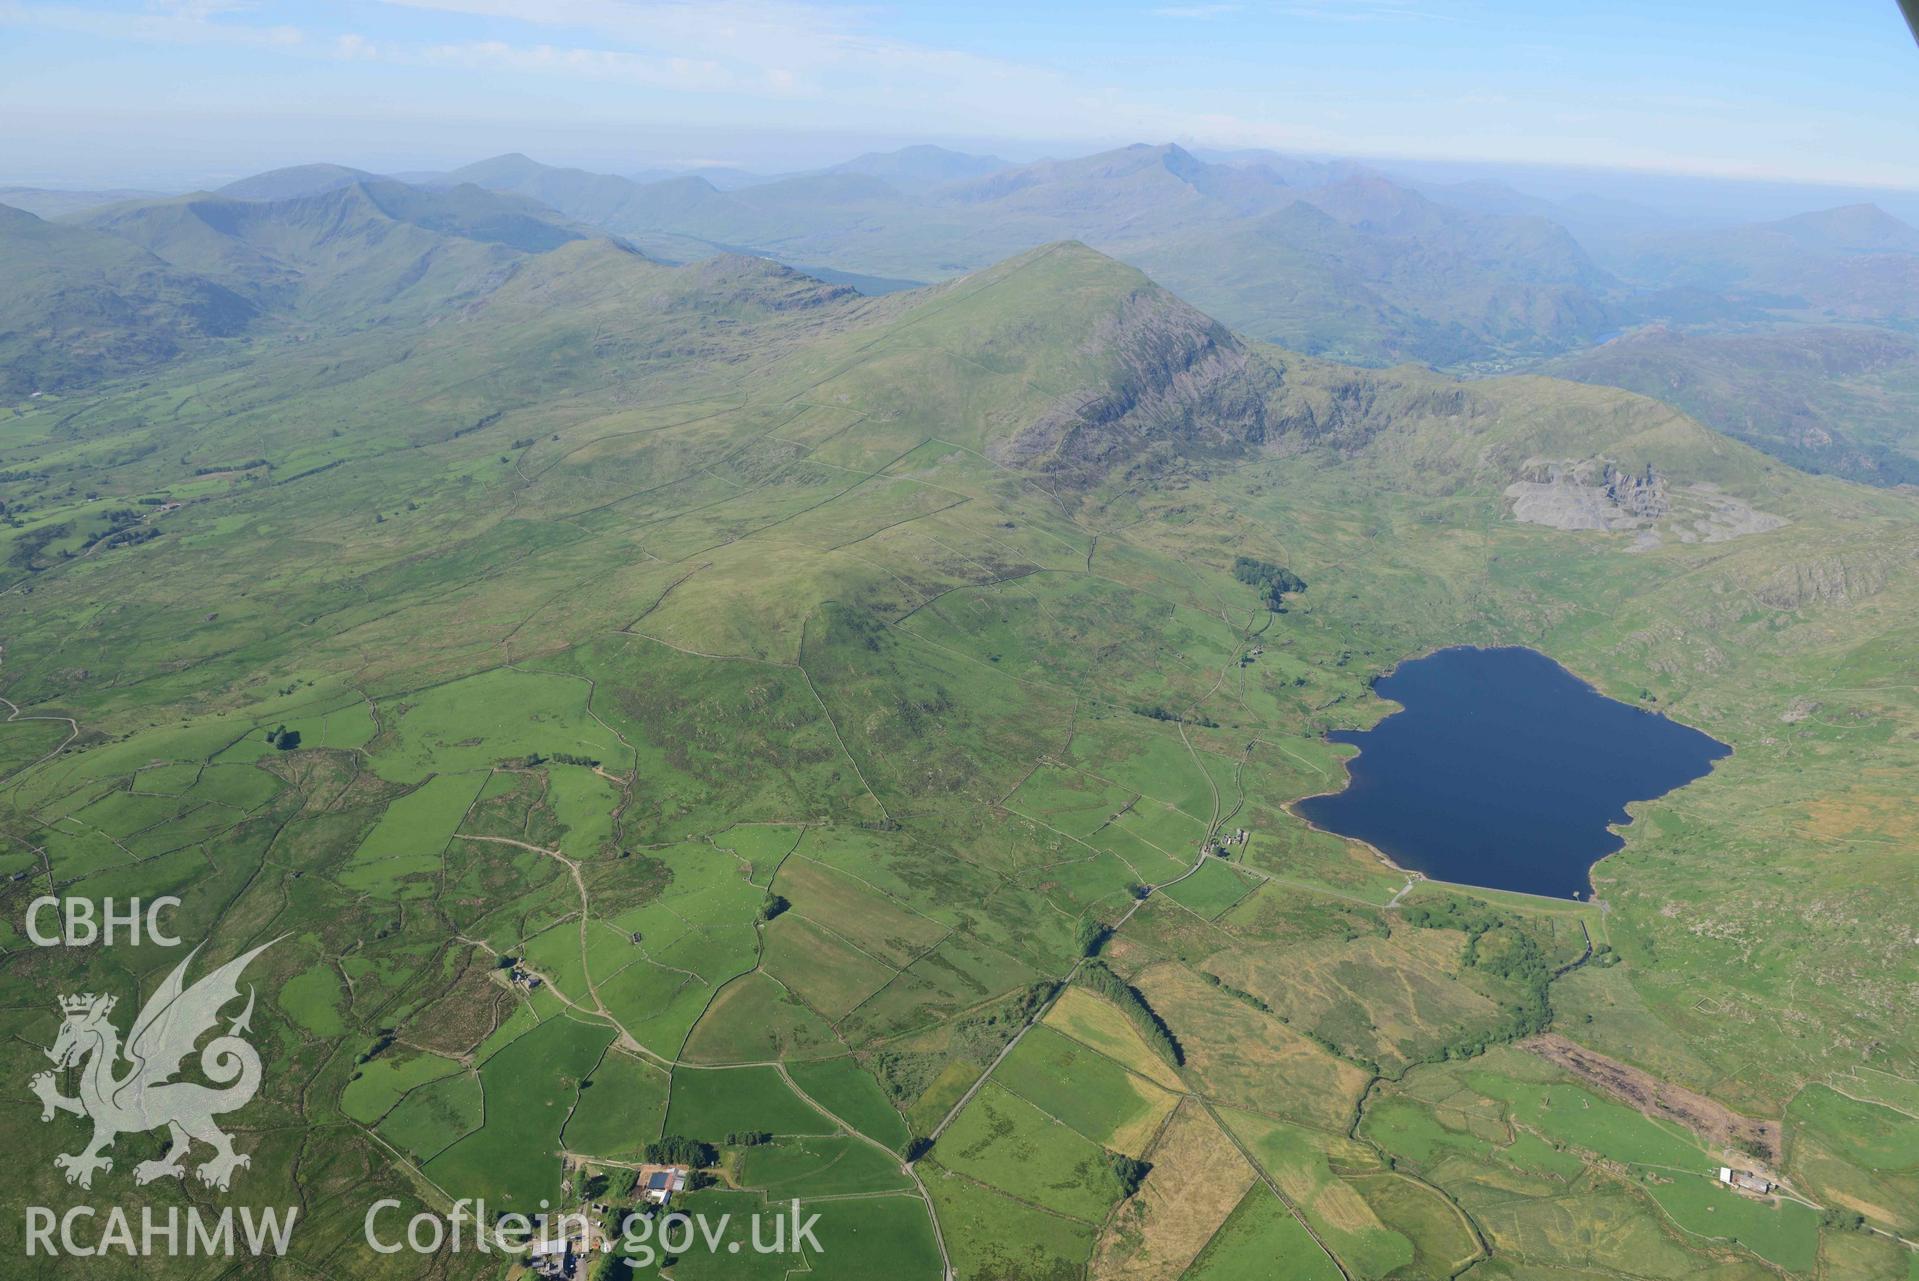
[1506,458,1783,548]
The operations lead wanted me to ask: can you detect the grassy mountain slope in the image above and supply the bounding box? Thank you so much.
[217,163,384,201]
[0,186,168,219]
[826,144,1009,187]
[1614,203,1919,322]
[1130,192,1616,366]
[0,203,255,395]
[443,152,668,223]
[444,145,1628,365]
[1546,325,1919,485]
[0,241,1914,1280]
[78,179,588,326]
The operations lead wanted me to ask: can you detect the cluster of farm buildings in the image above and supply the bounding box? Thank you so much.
[522,1164,689,1280]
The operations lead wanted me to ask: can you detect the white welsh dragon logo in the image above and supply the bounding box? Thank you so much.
[30,938,280,1191]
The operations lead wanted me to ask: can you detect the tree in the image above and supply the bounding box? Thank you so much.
[644,1136,718,1167]
[1108,1153,1152,1198]
[1231,556,1307,609]
[1081,961,1183,1066]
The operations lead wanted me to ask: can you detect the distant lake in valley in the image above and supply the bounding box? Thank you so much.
[1295,646,1729,900]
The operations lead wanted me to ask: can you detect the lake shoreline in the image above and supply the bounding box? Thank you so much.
[1286,643,1731,902]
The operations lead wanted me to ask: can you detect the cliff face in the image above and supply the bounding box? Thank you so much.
[992,285,1282,487]
[1505,457,1783,549]
[1603,462,1670,518]
[1506,460,1660,534]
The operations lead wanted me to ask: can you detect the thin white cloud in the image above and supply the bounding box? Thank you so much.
[1278,1,1432,22]
[419,39,763,93]
[367,0,1216,145]
[1,0,1911,188]
[0,0,306,45]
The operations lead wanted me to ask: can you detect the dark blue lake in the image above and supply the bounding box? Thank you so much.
[1295,646,1729,899]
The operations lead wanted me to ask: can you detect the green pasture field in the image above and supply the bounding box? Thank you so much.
[793,1195,944,1281]
[1789,1083,1919,1177]
[1160,856,1258,918]
[1644,1173,1820,1273]
[216,698,377,763]
[1110,801,1208,863]
[619,1188,796,1281]
[737,1135,912,1196]
[1220,1107,1414,1280]
[1360,1091,1578,1179]
[991,1023,1178,1156]
[544,764,623,859]
[1086,819,1190,882]
[1034,847,1140,920]
[377,1070,483,1161]
[423,1012,614,1206]
[278,959,348,1035]
[1349,1172,1481,1277]
[597,957,710,1056]
[520,917,596,999]
[836,932,1039,1046]
[1468,1071,1711,1171]
[680,970,843,1063]
[1184,1184,1342,1281]
[1042,986,1187,1090]
[933,1081,1127,1221]
[563,1047,670,1158]
[760,911,899,1018]
[365,668,629,784]
[773,853,949,966]
[1004,763,1139,841]
[665,1064,837,1139]
[341,1048,463,1124]
[787,1056,914,1152]
[340,770,485,898]
[1059,715,1223,821]
[922,1159,1100,1281]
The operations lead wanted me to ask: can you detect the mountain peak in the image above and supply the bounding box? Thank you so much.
[1772,202,1919,253]
[444,152,558,184]
[827,144,1006,186]
[217,163,381,202]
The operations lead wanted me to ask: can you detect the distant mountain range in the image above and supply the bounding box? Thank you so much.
[0,186,170,219]
[0,178,595,394]
[1608,204,1919,322]
[401,144,1919,376]
[1544,325,1919,485]
[8,141,1919,482]
[0,203,254,396]
[398,143,1637,367]
[5,133,1917,1281]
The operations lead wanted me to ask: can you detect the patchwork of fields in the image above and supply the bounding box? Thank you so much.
[1,240,1915,1280]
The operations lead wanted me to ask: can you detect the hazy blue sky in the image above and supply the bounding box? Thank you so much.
[2,1,1914,189]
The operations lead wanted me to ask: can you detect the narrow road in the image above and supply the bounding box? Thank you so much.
[459,833,674,1067]
[0,645,81,778]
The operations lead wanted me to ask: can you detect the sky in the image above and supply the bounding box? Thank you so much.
[1,0,1915,191]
